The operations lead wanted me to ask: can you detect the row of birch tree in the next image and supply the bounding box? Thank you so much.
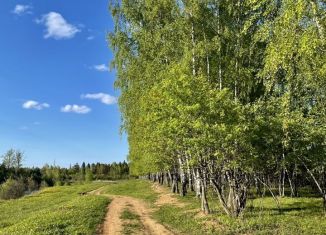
[109,0,326,217]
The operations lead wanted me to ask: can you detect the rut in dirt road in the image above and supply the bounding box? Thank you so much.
[101,195,174,235]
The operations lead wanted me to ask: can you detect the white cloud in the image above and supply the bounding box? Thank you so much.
[87,36,95,40]
[82,93,117,105]
[23,100,50,110]
[61,104,91,114]
[93,64,109,72]
[12,4,32,15]
[36,12,80,39]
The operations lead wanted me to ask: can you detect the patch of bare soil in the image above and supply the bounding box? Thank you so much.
[151,183,186,207]
[88,186,105,196]
[101,195,174,235]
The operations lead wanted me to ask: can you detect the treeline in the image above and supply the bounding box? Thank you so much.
[0,149,129,199]
[109,0,326,217]
[41,161,129,186]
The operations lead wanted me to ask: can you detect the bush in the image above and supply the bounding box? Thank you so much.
[27,177,39,192]
[0,178,25,200]
[55,181,64,186]
[85,170,93,182]
[42,176,54,187]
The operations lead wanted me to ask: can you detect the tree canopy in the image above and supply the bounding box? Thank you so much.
[109,0,325,216]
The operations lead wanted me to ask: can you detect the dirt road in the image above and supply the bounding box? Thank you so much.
[101,195,174,235]
[87,182,181,235]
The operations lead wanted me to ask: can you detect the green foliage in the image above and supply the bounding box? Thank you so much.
[109,0,326,216]
[0,151,129,200]
[41,161,129,186]
[0,178,25,200]
[85,168,93,182]
[0,164,7,184]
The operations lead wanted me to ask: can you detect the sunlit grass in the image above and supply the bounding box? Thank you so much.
[120,208,143,235]
[102,180,158,203]
[0,182,110,235]
[5,179,323,234]
[101,179,326,235]
[154,188,326,235]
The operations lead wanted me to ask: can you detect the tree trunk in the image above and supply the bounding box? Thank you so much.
[165,172,171,187]
[256,176,281,213]
[186,156,194,191]
[179,157,187,196]
[171,169,179,194]
[191,20,196,77]
[160,172,164,185]
[217,0,222,90]
[310,0,324,39]
[200,177,210,214]
[285,166,294,197]
[211,178,232,216]
[293,163,299,197]
[303,162,326,213]
[193,168,201,198]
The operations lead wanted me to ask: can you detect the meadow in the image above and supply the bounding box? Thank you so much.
[0,182,110,235]
[0,180,325,235]
[101,180,326,235]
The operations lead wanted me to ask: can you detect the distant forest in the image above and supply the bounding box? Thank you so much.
[0,149,129,199]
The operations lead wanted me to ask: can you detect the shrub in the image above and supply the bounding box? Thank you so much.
[55,181,64,186]
[40,180,49,188]
[0,178,25,200]
[85,169,93,182]
[27,177,39,192]
[43,176,54,187]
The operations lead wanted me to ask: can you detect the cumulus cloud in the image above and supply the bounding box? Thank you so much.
[36,12,80,39]
[93,64,109,72]
[12,4,32,15]
[81,93,117,105]
[61,104,91,114]
[22,100,50,110]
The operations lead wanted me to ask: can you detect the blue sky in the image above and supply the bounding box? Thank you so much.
[0,1,128,167]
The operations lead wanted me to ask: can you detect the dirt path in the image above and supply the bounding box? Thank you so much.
[101,195,174,235]
[88,186,105,196]
[151,183,185,207]
[88,184,179,235]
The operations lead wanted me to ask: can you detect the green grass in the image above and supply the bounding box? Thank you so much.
[5,179,323,235]
[0,182,110,235]
[120,208,143,235]
[153,188,326,235]
[103,180,326,234]
[121,209,140,220]
[102,180,158,203]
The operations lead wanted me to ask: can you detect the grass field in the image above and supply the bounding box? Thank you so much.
[154,193,326,235]
[102,180,158,203]
[101,180,326,235]
[0,180,325,235]
[0,182,110,235]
